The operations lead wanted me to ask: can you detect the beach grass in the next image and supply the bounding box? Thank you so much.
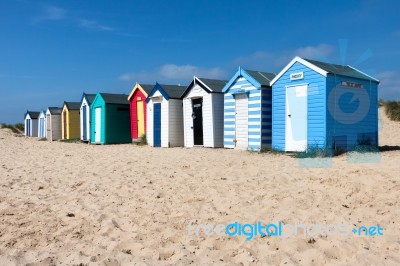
[383,100,400,121]
[0,123,24,134]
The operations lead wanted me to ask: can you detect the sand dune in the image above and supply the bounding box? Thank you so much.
[0,110,399,265]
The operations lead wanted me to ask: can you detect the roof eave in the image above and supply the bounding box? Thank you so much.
[222,67,262,93]
[270,56,328,86]
[347,66,380,83]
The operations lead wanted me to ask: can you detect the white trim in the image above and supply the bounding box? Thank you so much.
[285,83,309,88]
[194,76,213,92]
[348,66,380,83]
[270,56,328,85]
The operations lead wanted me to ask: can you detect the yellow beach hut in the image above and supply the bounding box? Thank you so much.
[61,101,81,140]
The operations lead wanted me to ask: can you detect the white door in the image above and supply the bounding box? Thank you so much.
[235,93,248,149]
[285,85,308,151]
[95,107,101,143]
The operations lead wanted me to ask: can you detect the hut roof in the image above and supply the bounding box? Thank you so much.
[303,58,379,82]
[26,111,40,119]
[196,78,228,93]
[100,93,129,104]
[64,102,81,110]
[245,70,276,86]
[48,107,62,115]
[158,84,187,99]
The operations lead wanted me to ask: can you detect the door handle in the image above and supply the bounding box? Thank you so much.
[288,114,291,117]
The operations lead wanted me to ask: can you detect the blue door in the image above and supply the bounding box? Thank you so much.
[40,118,44,137]
[82,105,87,140]
[26,119,30,136]
[153,103,161,147]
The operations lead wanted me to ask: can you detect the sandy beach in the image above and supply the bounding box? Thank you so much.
[0,110,399,265]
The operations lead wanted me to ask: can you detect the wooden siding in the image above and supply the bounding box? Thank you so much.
[261,87,272,148]
[146,100,154,146]
[90,94,130,144]
[224,92,235,148]
[24,115,38,137]
[183,83,223,148]
[223,77,264,150]
[38,112,46,138]
[235,93,249,149]
[326,75,378,150]
[90,96,106,144]
[168,99,184,147]
[62,106,80,139]
[272,61,327,151]
[68,110,80,139]
[161,99,169,147]
[211,93,224,147]
[183,98,194,147]
[129,89,147,140]
[46,110,61,141]
[147,93,183,148]
[80,98,91,141]
[105,104,131,144]
[202,94,213,147]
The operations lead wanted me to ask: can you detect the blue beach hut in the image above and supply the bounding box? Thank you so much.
[222,67,276,151]
[270,56,379,152]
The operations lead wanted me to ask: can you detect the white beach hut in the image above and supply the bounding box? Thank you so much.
[80,93,96,142]
[182,77,227,147]
[146,83,186,147]
[24,111,39,137]
[38,111,47,138]
[46,107,62,141]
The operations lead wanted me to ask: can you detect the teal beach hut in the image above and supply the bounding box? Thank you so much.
[90,93,131,144]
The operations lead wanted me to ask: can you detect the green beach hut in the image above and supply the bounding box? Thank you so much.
[90,93,131,144]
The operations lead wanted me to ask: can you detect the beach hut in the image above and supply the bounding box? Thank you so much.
[146,83,186,147]
[127,83,153,141]
[80,93,96,142]
[270,56,379,152]
[61,102,81,140]
[182,77,227,147]
[37,111,46,138]
[222,67,276,151]
[46,107,62,141]
[90,93,131,144]
[24,111,39,137]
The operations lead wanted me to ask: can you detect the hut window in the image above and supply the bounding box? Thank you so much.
[117,107,129,111]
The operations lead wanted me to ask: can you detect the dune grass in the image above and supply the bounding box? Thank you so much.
[138,134,147,145]
[383,100,400,121]
[0,123,24,134]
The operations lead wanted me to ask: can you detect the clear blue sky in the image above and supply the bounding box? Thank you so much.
[1,0,399,123]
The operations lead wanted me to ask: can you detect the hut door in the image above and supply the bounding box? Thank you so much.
[40,118,44,137]
[46,114,51,139]
[26,119,30,136]
[137,100,144,138]
[82,105,87,140]
[42,118,45,137]
[234,94,248,149]
[285,85,308,151]
[63,111,67,139]
[192,98,203,145]
[94,107,101,143]
[153,103,161,147]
